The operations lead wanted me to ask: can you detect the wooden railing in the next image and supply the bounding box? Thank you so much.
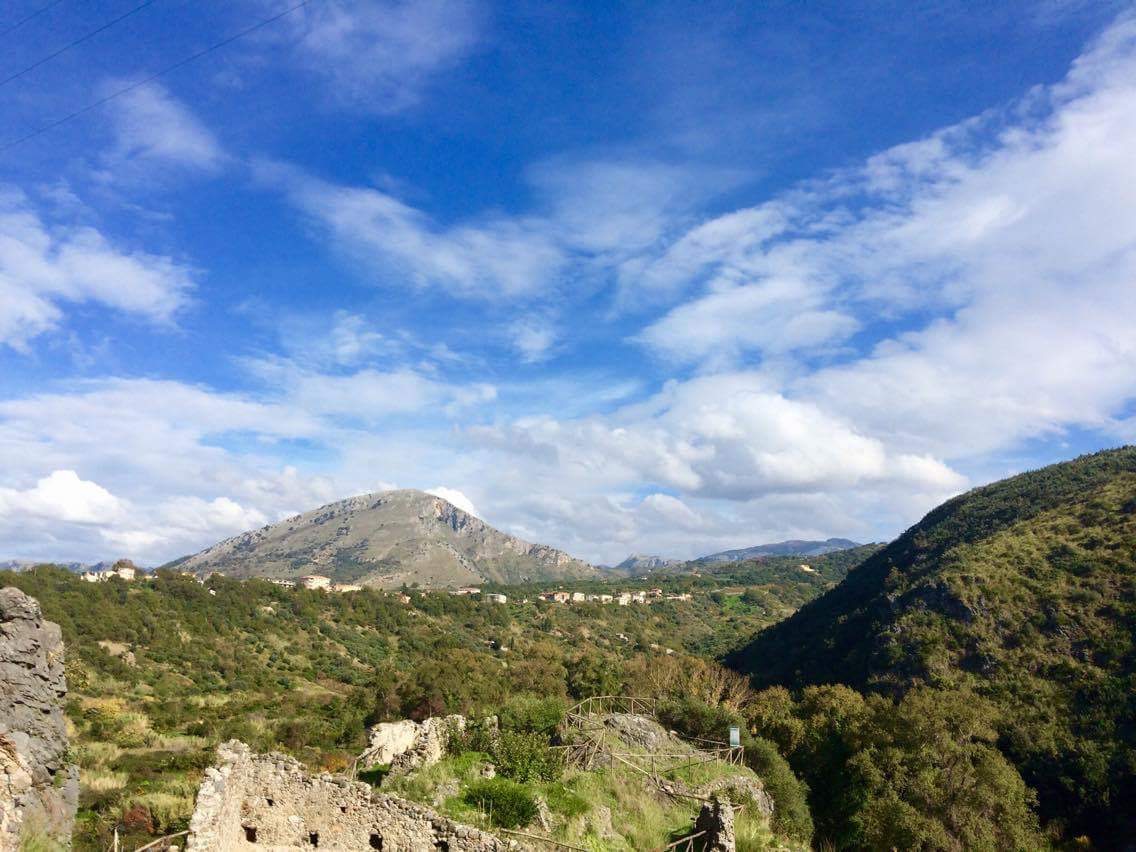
[563,694,659,729]
[653,829,707,852]
[131,830,188,851]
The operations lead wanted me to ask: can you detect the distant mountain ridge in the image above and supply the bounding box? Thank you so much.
[0,559,112,573]
[692,538,860,565]
[171,489,598,589]
[611,554,682,574]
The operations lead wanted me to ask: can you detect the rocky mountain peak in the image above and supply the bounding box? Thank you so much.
[174,488,597,589]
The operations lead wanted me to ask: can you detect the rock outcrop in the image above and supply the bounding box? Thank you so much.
[694,798,736,852]
[0,587,78,850]
[186,741,513,851]
[359,715,467,777]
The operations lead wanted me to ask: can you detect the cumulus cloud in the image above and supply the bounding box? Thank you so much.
[0,191,195,349]
[470,372,965,501]
[0,470,125,524]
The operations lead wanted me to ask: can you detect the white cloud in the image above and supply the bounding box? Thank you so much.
[101,82,224,171]
[262,156,744,302]
[426,486,478,517]
[636,277,859,363]
[0,190,194,348]
[262,163,565,298]
[469,372,965,501]
[275,0,482,112]
[628,12,1136,459]
[510,319,556,362]
[0,470,125,524]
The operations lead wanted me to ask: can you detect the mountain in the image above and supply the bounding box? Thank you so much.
[0,559,102,573]
[692,538,860,565]
[172,489,598,588]
[726,447,1136,842]
[611,554,682,574]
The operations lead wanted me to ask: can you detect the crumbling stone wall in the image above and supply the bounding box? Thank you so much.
[187,741,516,851]
[0,587,78,850]
[360,715,466,777]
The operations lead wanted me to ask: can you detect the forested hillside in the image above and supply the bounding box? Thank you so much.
[727,447,1136,847]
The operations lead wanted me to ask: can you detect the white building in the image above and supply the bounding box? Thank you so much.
[300,575,331,590]
[617,593,631,606]
[570,592,586,602]
[81,561,139,583]
[485,593,508,604]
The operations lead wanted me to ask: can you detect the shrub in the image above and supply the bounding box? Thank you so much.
[492,731,563,783]
[657,696,739,743]
[449,718,497,755]
[744,736,814,844]
[462,778,538,828]
[498,694,566,734]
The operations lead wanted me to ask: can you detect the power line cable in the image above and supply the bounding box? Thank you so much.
[0,0,66,39]
[0,0,160,90]
[1,0,309,154]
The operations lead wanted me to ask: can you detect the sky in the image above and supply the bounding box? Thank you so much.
[2,0,1135,566]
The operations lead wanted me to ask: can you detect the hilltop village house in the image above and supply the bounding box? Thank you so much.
[530,587,683,606]
[299,575,332,590]
[80,560,138,583]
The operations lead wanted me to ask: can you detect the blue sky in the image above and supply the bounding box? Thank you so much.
[2,0,1135,565]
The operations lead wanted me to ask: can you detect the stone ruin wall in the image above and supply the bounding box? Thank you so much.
[0,587,78,851]
[187,741,515,851]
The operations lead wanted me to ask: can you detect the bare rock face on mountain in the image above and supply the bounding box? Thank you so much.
[175,489,597,589]
[613,554,681,574]
[1,587,78,849]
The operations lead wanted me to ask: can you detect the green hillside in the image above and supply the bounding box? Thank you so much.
[726,447,1136,845]
[0,556,854,850]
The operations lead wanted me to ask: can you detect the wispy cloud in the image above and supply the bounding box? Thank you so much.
[270,0,482,113]
[0,189,194,349]
[626,11,1136,461]
[99,81,225,172]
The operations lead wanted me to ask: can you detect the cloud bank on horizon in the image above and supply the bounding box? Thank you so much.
[1,1,1134,565]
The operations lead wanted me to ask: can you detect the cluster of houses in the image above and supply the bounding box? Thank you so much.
[266,574,364,593]
[80,560,142,583]
[535,588,692,605]
[448,586,693,606]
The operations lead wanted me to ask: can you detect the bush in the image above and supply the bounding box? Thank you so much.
[657,697,738,742]
[498,694,565,734]
[744,736,814,844]
[462,778,538,828]
[492,731,563,783]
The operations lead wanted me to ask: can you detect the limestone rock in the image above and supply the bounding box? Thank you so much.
[695,798,736,852]
[0,587,78,850]
[360,715,466,777]
[696,775,774,819]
